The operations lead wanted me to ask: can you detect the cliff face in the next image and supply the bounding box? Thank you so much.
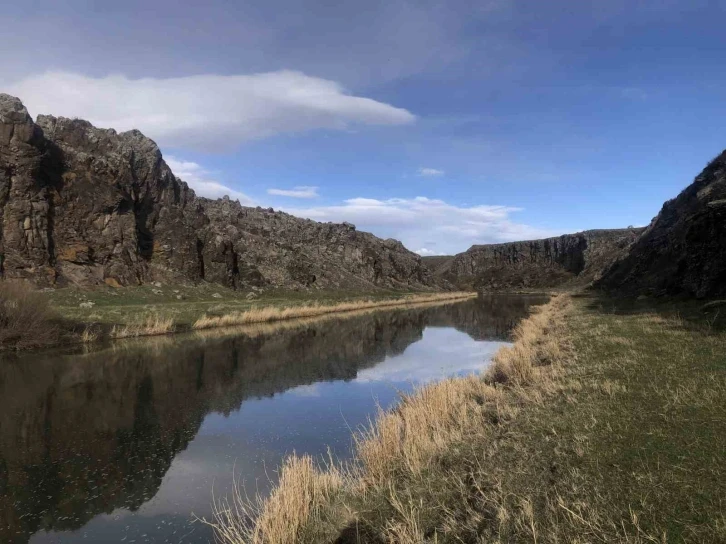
[425,229,643,290]
[0,94,436,290]
[597,151,726,298]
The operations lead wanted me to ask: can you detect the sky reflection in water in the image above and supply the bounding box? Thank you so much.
[0,295,546,543]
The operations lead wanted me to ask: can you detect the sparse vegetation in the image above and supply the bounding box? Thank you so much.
[110,313,176,339]
[0,280,60,349]
[208,292,726,542]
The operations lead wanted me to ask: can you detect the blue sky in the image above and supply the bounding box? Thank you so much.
[4,0,726,255]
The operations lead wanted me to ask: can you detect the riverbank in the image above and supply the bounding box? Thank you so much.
[209,293,726,542]
[0,282,475,350]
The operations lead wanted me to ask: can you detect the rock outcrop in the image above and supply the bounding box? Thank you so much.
[597,151,726,298]
[424,229,643,290]
[0,95,436,291]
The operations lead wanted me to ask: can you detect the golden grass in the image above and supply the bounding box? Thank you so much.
[110,313,175,339]
[354,294,570,487]
[80,325,100,343]
[209,294,572,543]
[189,295,480,344]
[192,292,476,330]
[486,295,569,385]
[205,456,345,544]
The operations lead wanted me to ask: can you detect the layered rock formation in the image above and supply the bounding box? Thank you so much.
[425,229,643,290]
[597,150,726,298]
[0,95,435,290]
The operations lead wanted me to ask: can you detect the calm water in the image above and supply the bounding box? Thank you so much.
[0,294,547,543]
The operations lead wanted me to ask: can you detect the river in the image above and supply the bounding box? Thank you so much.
[0,294,547,543]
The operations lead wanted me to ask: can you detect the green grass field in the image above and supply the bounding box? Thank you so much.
[44,283,414,329]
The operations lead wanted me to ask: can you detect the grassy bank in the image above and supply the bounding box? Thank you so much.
[209,293,726,542]
[191,292,476,329]
[0,282,475,349]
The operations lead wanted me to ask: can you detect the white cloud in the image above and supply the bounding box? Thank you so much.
[418,167,444,177]
[414,248,441,256]
[165,156,254,204]
[8,71,416,151]
[284,196,555,255]
[267,186,319,198]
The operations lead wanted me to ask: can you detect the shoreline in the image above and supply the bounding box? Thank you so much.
[206,294,571,543]
[1,290,478,352]
[208,293,726,542]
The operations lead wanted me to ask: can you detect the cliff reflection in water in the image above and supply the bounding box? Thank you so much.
[0,294,546,543]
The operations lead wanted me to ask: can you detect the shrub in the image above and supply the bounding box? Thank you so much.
[0,280,59,349]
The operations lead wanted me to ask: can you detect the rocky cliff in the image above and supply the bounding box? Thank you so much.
[425,229,643,290]
[597,151,726,298]
[0,94,436,291]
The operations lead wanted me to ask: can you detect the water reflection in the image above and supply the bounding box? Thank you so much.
[0,294,546,543]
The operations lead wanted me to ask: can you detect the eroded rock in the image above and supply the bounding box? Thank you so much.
[0,95,439,291]
[424,229,644,290]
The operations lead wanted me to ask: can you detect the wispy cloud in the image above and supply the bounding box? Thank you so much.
[414,248,441,256]
[284,196,554,254]
[8,71,416,152]
[418,167,445,177]
[165,156,254,204]
[267,186,319,198]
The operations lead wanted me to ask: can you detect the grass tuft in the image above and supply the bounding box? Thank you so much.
[206,455,345,544]
[110,313,175,339]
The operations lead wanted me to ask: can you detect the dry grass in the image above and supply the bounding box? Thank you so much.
[211,293,726,542]
[0,280,60,349]
[354,375,504,486]
[192,292,476,330]
[110,313,175,339]
[80,325,101,343]
[205,455,345,544]
[190,296,480,344]
[486,294,569,385]
[209,294,572,543]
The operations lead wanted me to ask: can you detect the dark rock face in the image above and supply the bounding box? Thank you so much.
[425,229,643,290]
[200,198,436,290]
[0,95,436,290]
[597,151,726,298]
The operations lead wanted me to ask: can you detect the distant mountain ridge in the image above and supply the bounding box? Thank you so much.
[423,228,644,290]
[426,148,726,299]
[0,94,437,291]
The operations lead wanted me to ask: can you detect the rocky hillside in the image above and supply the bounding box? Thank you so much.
[425,229,643,290]
[597,151,726,298]
[0,94,436,291]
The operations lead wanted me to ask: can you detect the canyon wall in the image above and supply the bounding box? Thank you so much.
[0,94,436,291]
[425,229,643,290]
[597,150,726,298]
